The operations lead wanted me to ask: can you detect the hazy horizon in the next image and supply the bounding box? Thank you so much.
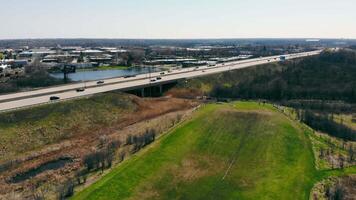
[0,37,354,40]
[1,0,356,39]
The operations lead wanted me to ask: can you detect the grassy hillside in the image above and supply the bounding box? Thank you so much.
[73,102,356,200]
[0,92,136,162]
[0,93,197,199]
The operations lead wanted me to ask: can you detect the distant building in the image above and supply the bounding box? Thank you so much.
[186,48,211,52]
[145,58,197,65]
[0,63,8,70]
[89,54,113,65]
[0,61,25,80]
[182,61,208,68]
[209,55,252,63]
[61,46,83,51]
[18,49,56,58]
[72,49,104,56]
[1,59,28,68]
[42,54,77,63]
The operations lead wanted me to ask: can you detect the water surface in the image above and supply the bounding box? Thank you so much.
[50,67,160,81]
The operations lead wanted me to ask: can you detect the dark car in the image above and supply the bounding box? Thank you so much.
[50,96,60,101]
[160,72,165,75]
[76,88,85,92]
[156,77,162,80]
[97,80,104,84]
[150,79,156,82]
[124,75,136,78]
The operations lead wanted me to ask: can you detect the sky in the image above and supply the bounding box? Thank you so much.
[0,0,355,39]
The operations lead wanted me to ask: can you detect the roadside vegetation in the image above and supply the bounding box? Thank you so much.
[0,70,65,94]
[0,92,197,199]
[0,92,135,162]
[170,49,356,103]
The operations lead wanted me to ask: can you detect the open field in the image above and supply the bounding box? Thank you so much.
[74,102,356,200]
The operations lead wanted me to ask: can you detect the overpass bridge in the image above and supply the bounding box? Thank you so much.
[0,50,322,113]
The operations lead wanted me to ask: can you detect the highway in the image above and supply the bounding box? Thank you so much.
[0,50,322,112]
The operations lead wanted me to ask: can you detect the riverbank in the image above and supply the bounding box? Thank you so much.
[77,65,130,72]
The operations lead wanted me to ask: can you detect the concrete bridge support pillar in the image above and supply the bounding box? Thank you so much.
[141,88,145,97]
[159,85,163,95]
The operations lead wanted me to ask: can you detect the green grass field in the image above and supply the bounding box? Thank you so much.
[73,102,356,200]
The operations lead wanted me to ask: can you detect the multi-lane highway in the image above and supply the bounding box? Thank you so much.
[0,50,322,112]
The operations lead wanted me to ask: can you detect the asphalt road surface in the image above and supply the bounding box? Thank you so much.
[0,50,322,112]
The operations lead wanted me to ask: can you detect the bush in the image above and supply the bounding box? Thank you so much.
[57,179,74,200]
[83,140,121,172]
[126,129,156,153]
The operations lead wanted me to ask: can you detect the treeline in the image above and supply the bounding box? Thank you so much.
[186,50,356,103]
[83,140,121,172]
[0,70,65,94]
[58,129,157,199]
[126,129,156,153]
[280,100,356,114]
[297,110,356,141]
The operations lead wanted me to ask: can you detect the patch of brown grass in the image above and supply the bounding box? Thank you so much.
[165,88,203,99]
[174,155,224,182]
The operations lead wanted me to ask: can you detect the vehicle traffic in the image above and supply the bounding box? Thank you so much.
[49,96,60,101]
[124,75,136,78]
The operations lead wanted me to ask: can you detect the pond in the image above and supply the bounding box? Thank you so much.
[50,67,160,81]
[10,157,73,183]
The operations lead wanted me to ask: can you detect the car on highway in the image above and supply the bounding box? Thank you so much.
[160,72,165,75]
[156,77,162,80]
[124,75,136,78]
[49,96,60,101]
[97,80,105,84]
[202,70,206,72]
[150,79,156,82]
[76,88,85,92]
